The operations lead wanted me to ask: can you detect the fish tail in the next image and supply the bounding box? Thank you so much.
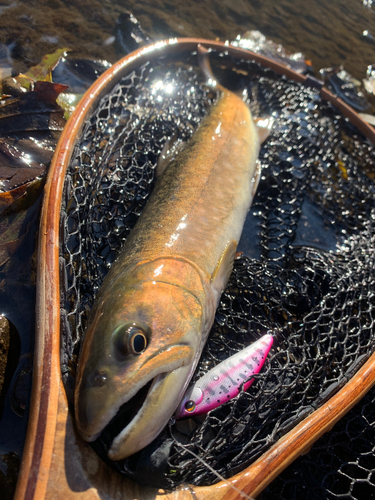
[197,44,217,86]
[198,44,273,143]
[197,44,249,101]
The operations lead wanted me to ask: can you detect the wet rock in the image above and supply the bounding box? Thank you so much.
[231,30,313,74]
[52,57,112,94]
[320,66,370,111]
[1,76,27,97]
[114,12,151,57]
[10,364,32,417]
[0,452,20,500]
[0,90,66,135]
[0,316,20,421]
[0,315,10,396]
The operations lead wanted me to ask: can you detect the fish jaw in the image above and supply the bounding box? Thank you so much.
[108,363,193,460]
[75,342,194,443]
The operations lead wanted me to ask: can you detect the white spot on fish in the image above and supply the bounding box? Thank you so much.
[213,375,219,381]
[154,264,164,277]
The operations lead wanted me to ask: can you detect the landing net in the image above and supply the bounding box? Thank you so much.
[59,50,375,495]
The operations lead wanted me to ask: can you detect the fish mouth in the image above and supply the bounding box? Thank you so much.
[92,372,171,460]
[103,364,193,461]
[100,378,156,446]
[76,343,196,459]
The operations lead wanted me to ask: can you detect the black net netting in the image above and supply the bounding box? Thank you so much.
[59,49,375,496]
[260,383,375,500]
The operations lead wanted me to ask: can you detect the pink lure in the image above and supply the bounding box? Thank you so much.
[175,333,273,419]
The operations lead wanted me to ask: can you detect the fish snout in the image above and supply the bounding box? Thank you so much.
[91,368,108,387]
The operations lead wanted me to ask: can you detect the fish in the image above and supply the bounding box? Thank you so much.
[74,47,271,461]
[175,333,274,419]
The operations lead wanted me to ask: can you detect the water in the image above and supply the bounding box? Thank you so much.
[0,0,374,82]
[1,0,375,498]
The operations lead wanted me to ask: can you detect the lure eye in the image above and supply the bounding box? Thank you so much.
[184,400,196,413]
[113,322,150,356]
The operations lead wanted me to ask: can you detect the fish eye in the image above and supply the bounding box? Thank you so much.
[130,330,147,354]
[113,322,150,356]
[184,400,196,413]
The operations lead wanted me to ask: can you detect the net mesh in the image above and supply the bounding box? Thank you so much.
[59,49,375,494]
[260,384,375,500]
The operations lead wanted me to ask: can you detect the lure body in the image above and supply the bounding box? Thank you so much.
[175,333,273,419]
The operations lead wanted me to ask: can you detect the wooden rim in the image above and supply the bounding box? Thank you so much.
[14,38,375,500]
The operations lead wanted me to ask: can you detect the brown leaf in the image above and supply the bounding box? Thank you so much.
[0,91,65,133]
[0,177,44,216]
[0,139,46,193]
[34,81,69,104]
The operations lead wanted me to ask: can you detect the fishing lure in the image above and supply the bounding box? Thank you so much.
[175,333,273,419]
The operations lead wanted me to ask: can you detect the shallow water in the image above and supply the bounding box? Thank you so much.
[1,0,375,80]
[1,0,375,498]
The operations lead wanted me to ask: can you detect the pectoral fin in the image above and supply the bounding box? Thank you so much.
[254,116,274,143]
[211,239,237,293]
[252,160,261,198]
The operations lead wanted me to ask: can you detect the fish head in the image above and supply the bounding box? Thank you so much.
[74,263,207,460]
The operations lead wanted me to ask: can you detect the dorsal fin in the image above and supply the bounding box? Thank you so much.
[156,134,186,178]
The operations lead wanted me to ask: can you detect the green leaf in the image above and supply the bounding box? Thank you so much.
[24,48,70,82]
[14,48,71,91]
[56,92,84,120]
